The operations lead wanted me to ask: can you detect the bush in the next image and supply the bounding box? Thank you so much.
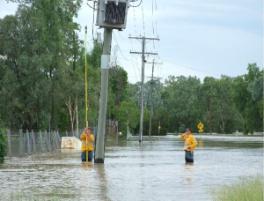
[214,177,264,201]
[0,128,7,163]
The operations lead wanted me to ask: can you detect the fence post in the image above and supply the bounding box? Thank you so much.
[50,131,54,150]
[26,130,31,154]
[31,130,36,153]
[49,131,52,151]
[7,129,12,156]
[39,130,44,152]
[45,130,51,152]
[52,131,56,151]
[54,131,59,150]
[18,129,24,156]
[56,130,61,149]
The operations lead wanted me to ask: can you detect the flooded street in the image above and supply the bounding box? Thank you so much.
[0,138,263,201]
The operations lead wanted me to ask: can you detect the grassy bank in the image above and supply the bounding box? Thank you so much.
[214,177,264,201]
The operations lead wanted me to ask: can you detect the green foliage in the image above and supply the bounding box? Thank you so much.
[200,76,242,133]
[117,100,139,135]
[161,76,202,133]
[232,64,263,133]
[214,177,264,201]
[0,0,82,131]
[109,66,128,119]
[0,128,7,163]
[86,41,102,127]
[125,64,263,135]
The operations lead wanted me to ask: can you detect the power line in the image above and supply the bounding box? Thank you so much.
[112,32,141,82]
[128,34,141,82]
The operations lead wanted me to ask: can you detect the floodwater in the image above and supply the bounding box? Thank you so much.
[0,137,263,201]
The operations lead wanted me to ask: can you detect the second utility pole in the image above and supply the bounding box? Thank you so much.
[147,59,162,137]
[129,36,159,143]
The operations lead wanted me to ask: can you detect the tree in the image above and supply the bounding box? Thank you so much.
[109,65,128,118]
[144,79,163,135]
[200,76,243,133]
[233,64,263,133]
[162,76,202,133]
[117,100,139,135]
[0,0,82,131]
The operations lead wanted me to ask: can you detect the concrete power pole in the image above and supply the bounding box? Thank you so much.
[95,28,113,163]
[129,36,159,143]
[95,0,130,163]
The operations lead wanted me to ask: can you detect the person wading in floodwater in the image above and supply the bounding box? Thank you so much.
[180,128,198,164]
[80,127,95,162]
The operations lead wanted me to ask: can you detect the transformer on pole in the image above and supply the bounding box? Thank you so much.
[96,0,130,30]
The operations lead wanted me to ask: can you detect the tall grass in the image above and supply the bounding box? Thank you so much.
[214,177,264,201]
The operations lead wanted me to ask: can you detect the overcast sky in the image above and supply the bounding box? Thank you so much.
[0,0,263,83]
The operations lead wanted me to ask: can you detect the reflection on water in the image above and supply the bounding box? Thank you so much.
[0,139,263,201]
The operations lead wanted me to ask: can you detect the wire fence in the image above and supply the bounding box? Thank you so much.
[6,130,61,157]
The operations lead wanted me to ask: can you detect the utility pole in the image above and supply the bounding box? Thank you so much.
[95,28,112,163]
[95,0,130,163]
[146,59,162,137]
[129,36,159,143]
[145,58,162,138]
[148,60,154,138]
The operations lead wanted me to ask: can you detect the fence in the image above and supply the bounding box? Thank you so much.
[60,127,98,138]
[6,130,61,157]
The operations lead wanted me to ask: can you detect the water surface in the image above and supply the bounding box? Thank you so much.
[0,138,263,201]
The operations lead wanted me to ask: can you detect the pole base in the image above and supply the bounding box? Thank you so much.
[94,158,104,163]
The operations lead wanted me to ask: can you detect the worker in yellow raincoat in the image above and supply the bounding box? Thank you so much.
[80,127,95,162]
[180,128,198,164]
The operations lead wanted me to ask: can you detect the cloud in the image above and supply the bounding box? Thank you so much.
[0,0,262,84]
[0,1,18,18]
[117,0,263,83]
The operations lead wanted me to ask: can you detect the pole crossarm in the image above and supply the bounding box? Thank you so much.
[147,76,161,80]
[146,61,162,65]
[130,51,158,55]
[128,35,159,143]
[128,36,159,41]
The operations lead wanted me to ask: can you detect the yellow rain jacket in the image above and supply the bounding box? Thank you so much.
[180,132,197,151]
[80,132,95,152]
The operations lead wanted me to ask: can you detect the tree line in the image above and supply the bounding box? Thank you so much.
[0,0,263,136]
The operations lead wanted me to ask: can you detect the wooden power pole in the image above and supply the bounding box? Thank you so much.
[146,59,162,137]
[129,36,159,143]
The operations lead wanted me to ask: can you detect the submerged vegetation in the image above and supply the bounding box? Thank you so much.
[214,177,264,201]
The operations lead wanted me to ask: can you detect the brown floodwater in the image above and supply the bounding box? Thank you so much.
[0,138,263,201]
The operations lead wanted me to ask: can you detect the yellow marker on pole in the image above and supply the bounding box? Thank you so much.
[84,26,88,162]
[84,26,88,129]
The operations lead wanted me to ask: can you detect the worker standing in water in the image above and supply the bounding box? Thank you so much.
[80,127,95,162]
[180,128,198,164]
